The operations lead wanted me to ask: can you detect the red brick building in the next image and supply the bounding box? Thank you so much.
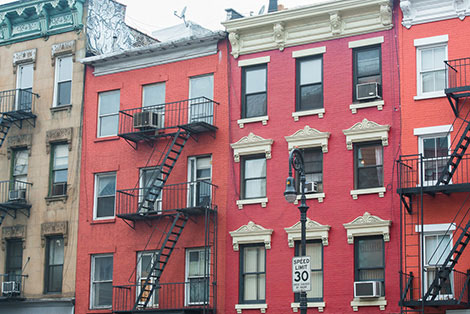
[223,0,401,313]
[75,30,229,314]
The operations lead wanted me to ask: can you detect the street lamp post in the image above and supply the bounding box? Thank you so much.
[284,148,310,314]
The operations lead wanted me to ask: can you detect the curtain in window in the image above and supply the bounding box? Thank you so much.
[375,146,383,186]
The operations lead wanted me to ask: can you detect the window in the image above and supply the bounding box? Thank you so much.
[242,65,267,118]
[424,233,453,297]
[188,156,211,207]
[354,236,384,295]
[186,248,210,305]
[45,236,64,293]
[136,251,158,308]
[54,56,72,107]
[240,244,265,303]
[142,82,166,127]
[419,135,449,185]
[6,239,23,282]
[94,173,116,219]
[189,74,214,124]
[16,63,33,110]
[417,45,446,96]
[354,142,383,189]
[353,46,381,101]
[11,149,28,183]
[241,155,266,199]
[139,167,162,213]
[296,57,322,111]
[50,144,68,196]
[98,90,120,137]
[296,148,323,193]
[294,241,323,301]
[91,254,113,309]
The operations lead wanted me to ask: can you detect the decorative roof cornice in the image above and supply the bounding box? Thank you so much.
[400,0,470,28]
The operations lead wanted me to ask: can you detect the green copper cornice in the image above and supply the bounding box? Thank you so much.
[0,0,85,46]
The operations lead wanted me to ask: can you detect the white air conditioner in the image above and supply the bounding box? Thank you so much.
[9,189,26,201]
[133,111,162,129]
[356,82,382,100]
[2,281,20,295]
[305,182,318,193]
[354,281,382,298]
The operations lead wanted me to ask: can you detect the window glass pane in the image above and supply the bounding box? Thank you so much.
[307,242,322,269]
[6,240,23,275]
[245,179,266,198]
[143,83,166,107]
[435,70,446,90]
[423,138,437,158]
[99,91,120,115]
[357,167,383,189]
[245,67,266,94]
[244,275,257,300]
[357,238,383,268]
[244,247,258,272]
[49,238,64,265]
[245,94,267,118]
[13,150,28,176]
[48,264,63,292]
[99,175,116,196]
[58,81,71,106]
[58,56,73,81]
[97,197,115,217]
[19,64,33,89]
[300,84,322,110]
[357,48,380,78]
[257,247,265,272]
[258,274,266,299]
[99,115,119,137]
[94,282,112,307]
[300,59,321,85]
[140,254,153,278]
[309,271,322,298]
[358,145,382,167]
[426,234,451,265]
[358,268,385,281]
[421,49,433,71]
[422,72,435,93]
[95,256,113,281]
[53,145,69,169]
[244,159,266,178]
[189,251,201,276]
[190,75,214,100]
[433,47,446,69]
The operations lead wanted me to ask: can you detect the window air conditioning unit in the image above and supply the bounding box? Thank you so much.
[9,189,26,201]
[354,281,382,298]
[356,82,382,100]
[305,182,318,193]
[51,182,67,196]
[133,111,162,129]
[2,281,20,295]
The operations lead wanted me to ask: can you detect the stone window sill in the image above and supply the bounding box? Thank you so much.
[50,104,72,113]
[350,297,386,311]
[95,136,120,143]
[45,194,68,205]
[292,108,325,121]
[291,301,325,312]
[237,116,269,128]
[414,91,446,101]
[235,303,267,313]
[293,193,325,204]
[349,100,384,114]
[350,187,386,199]
[236,198,268,209]
[91,218,116,225]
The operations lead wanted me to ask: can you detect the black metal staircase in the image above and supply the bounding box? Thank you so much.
[0,115,12,149]
[134,212,188,310]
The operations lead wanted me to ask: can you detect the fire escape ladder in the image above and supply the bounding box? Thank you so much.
[436,119,470,186]
[133,212,188,310]
[423,218,470,301]
[138,129,190,213]
[0,114,12,149]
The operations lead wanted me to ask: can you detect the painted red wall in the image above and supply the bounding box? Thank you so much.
[75,40,229,314]
[225,28,401,313]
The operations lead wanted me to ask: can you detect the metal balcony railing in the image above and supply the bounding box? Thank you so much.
[0,180,33,209]
[113,281,214,313]
[0,273,28,299]
[118,97,218,141]
[116,181,217,219]
[0,89,38,116]
[446,58,470,92]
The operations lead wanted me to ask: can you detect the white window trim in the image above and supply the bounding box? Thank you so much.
[185,248,210,306]
[292,108,325,120]
[343,118,390,150]
[97,90,120,138]
[229,221,273,251]
[90,254,113,309]
[93,172,116,220]
[291,302,325,312]
[350,296,387,311]
[343,212,391,244]
[136,251,159,308]
[415,223,456,233]
[349,99,384,114]
[237,115,269,128]
[231,132,273,162]
[284,218,330,247]
[235,303,268,313]
[52,55,73,107]
[417,132,451,186]
[413,124,453,136]
[350,187,386,200]
[236,197,268,209]
[238,56,270,67]
[292,46,326,58]
[348,36,384,49]
[285,126,330,153]
[414,35,448,47]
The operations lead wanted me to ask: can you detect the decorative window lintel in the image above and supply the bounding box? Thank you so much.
[342,118,390,150]
[343,212,391,244]
[7,134,32,159]
[41,221,68,247]
[285,218,330,247]
[13,49,37,73]
[229,221,273,251]
[231,132,273,162]
[46,127,73,153]
[285,125,330,153]
[1,225,26,250]
[51,40,76,65]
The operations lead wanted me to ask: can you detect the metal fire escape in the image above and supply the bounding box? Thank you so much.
[113,97,218,314]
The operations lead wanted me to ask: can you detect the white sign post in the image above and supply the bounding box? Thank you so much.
[292,256,311,293]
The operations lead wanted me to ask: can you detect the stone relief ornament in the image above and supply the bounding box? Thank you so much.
[285,126,330,153]
[46,127,73,153]
[273,22,286,51]
[342,118,390,150]
[330,11,342,35]
[51,40,76,65]
[229,221,273,251]
[13,48,37,73]
[343,212,391,244]
[41,221,68,247]
[231,132,273,162]
[2,225,26,250]
[228,31,240,58]
[7,134,33,159]
[454,0,467,20]
[380,3,392,26]
[284,218,330,247]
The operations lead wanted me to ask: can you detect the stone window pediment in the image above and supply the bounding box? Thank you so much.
[51,40,76,65]
[342,118,390,150]
[13,49,36,73]
[343,212,391,244]
[231,132,273,162]
[7,134,32,159]
[284,218,330,247]
[285,126,330,153]
[2,225,26,250]
[229,221,273,251]
[46,127,73,153]
[41,221,68,247]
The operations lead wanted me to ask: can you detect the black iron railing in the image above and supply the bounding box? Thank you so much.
[0,89,38,115]
[397,154,470,190]
[116,181,217,217]
[0,273,28,298]
[113,281,214,312]
[0,180,33,205]
[446,58,470,91]
[118,97,218,136]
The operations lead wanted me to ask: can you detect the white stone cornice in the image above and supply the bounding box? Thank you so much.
[223,0,393,58]
[343,212,391,244]
[229,221,273,251]
[400,0,470,29]
[342,118,390,150]
[285,126,330,153]
[231,132,273,162]
[285,218,331,247]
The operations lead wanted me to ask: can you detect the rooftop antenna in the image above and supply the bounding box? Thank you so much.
[258,5,265,15]
[174,6,188,26]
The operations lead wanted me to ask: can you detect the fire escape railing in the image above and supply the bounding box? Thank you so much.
[0,273,28,299]
[0,180,33,206]
[0,89,38,116]
[446,58,470,92]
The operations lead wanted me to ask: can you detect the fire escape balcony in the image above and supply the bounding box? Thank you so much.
[0,273,28,302]
[445,58,470,117]
[116,181,217,222]
[118,97,218,144]
[0,180,33,221]
[0,89,38,121]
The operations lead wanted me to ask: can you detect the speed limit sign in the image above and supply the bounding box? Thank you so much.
[292,256,311,293]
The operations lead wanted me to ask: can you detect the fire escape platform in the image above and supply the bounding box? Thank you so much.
[116,207,216,222]
[397,183,470,196]
[401,299,470,308]
[115,308,213,314]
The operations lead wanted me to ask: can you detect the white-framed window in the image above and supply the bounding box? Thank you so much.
[418,133,450,185]
[136,251,158,308]
[50,143,69,196]
[142,82,166,127]
[53,56,72,107]
[139,167,162,213]
[185,248,210,305]
[424,233,453,298]
[90,254,113,309]
[241,155,266,200]
[94,172,116,219]
[12,148,28,183]
[189,74,214,124]
[16,63,33,110]
[187,156,212,208]
[97,90,120,137]
[416,43,447,98]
